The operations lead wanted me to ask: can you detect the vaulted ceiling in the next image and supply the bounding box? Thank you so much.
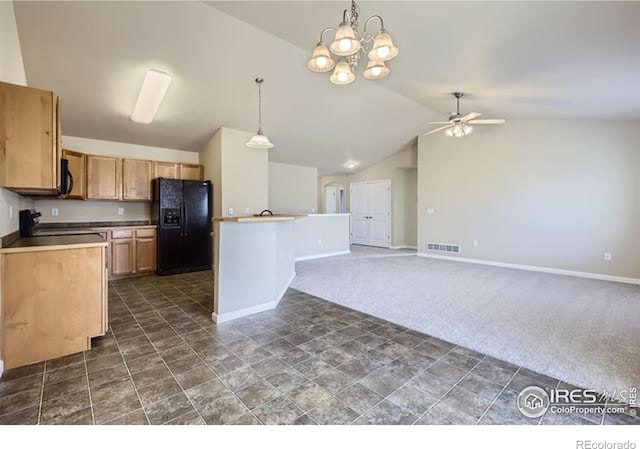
[13,1,640,175]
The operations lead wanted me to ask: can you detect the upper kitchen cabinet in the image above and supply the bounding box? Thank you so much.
[62,149,86,199]
[154,161,179,179]
[123,158,152,200]
[179,163,204,181]
[86,155,122,200]
[0,81,61,193]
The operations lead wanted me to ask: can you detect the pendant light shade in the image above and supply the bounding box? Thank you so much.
[246,130,274,149]
[363,59,390,80]
[330,60,355,85]
[246,77,274,149]
[330,21,361,56]
[307,42,335,73]
[368,29,399,62]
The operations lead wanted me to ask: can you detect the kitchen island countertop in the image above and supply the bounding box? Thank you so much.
[0,234,108,253]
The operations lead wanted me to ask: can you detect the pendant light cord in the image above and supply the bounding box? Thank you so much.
[255,77,264,134]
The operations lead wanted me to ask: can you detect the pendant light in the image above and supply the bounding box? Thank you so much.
[368,29,399,62]
[246,77,274,149]
[363,59,389,80]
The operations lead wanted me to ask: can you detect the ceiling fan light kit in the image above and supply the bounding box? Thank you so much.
[307,0,398,85]
[246,77,274,149]
[424,92,506,138]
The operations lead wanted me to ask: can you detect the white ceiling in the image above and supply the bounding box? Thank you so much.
[13,2,640,175]
[213,1,640,120]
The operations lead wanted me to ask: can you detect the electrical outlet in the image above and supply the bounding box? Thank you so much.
[604,252,612,262]
[317,238,323,246]
[244,208,250,214]
[426,208,435,215]
[473,240,479,247]
[228,207,234,216]
[51,208,59,216]
[117,208,124,216]
[311,208,316,213]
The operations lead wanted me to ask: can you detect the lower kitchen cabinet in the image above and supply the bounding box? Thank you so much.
[108,226,156,279]
[0,242,108,369]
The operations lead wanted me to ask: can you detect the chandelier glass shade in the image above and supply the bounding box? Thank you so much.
[307,0,398,85]
[363,59,389,80]
[307,42,336,72]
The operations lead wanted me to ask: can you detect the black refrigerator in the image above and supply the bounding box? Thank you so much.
[152,178,213,275]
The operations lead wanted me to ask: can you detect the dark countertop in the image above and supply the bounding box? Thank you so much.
[39,220,152,229]
[0,233,108,253]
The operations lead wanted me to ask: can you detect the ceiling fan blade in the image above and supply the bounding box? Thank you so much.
[427,121,453,125]
[467,118,506,125]
[423,124,454,135]
[460,112,481,122]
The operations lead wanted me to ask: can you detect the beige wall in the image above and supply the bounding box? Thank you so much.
[404,168,418,247]
[200,127,268,218]
[269,161,317,214]
[35,136,199,223]
[418,120,640,279]
[0,1,34,237]
[318,142,418,247]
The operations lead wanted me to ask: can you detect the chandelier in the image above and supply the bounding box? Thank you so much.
[307,0,398,85]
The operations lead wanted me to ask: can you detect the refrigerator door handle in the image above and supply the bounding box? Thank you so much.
[183,201,188,237]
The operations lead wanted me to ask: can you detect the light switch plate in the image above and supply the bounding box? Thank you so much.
[228,208,234,216]
[245,208,250,214]
[604,252,612,261]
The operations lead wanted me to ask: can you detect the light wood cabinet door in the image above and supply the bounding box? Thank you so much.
[154,161,179,179]
[0,81,59,190]
[179,163,204,181]
[123,158,152,200]
[1,246,106,369]
[62,149,86,199]
[111,238,134,276]
[87,155,122,200]
[135,237,156,273]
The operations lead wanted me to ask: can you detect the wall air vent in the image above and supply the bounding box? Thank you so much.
[427,242,461,253]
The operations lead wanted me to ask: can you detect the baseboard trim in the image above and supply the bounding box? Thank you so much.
[295,250,350,262]
[416,253,640,285]
[212,272,296,323]
[390,245,418,250]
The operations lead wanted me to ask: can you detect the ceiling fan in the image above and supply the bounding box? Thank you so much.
[424,92,506,137]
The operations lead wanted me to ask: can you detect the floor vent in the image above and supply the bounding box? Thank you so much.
[427,242,461,253]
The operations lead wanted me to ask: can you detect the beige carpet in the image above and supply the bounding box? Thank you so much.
[291,247,640,396]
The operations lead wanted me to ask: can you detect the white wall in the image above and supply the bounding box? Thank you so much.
[268,161,317,214]
[200,127,268,218]
[34,135,199,223]
[294,214,350,261]
[418,120,640,279]
[0,1,34,237]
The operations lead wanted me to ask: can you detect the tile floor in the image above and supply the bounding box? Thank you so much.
[0,272,637,425]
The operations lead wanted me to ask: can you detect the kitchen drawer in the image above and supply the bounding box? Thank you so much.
[111,229,133,239]
[136,228,156,238]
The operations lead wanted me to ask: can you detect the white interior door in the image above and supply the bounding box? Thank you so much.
[325,186,337,214]
[350,180,390,248]
[350,182,370,245]
[369,180,391,247]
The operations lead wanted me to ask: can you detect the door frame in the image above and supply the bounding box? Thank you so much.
[349,179,391,248]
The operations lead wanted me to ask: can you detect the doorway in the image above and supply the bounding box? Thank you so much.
[325,186,338,214]
[350,179,391,247]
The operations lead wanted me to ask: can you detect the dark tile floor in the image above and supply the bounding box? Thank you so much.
[0,272,637,425]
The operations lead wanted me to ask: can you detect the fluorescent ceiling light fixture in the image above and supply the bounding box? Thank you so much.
[130,69,172,124]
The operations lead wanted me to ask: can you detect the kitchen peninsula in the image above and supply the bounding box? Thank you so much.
[212,213,350,323]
